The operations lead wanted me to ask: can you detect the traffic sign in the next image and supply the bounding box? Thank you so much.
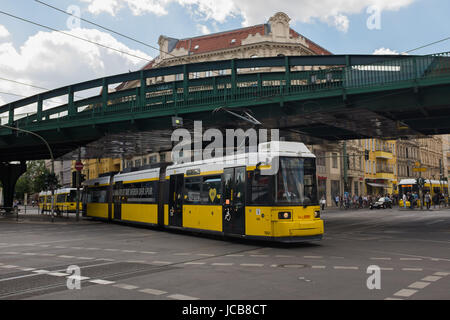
[75,161,84,172]
[413,167,427,172]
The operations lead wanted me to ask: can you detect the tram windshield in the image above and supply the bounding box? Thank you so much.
[275,157,318,205]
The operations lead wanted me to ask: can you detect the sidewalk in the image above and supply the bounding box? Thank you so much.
[0,206,90,224]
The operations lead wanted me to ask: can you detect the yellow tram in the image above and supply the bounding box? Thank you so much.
[83,142,324,243]
[398,179,449,207]
[38,188,81,214]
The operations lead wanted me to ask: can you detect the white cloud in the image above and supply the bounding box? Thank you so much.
[0,28,152,115]
[373,47,399,55]
[0,25,10,38]
[197,24,211,35]
[80,0,415,32]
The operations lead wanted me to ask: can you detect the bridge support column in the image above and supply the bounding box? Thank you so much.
[0,161,27,212]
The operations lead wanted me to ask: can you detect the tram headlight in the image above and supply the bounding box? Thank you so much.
[278,212,291,219]
[314,211,320,218]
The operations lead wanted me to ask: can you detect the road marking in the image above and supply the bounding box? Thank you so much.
[23,253,37,256]
[71,275,90,281]
[196,253,214,257]
[311,266,327,269]
[39,253,56,256]
[275,255,294,258]
[96,258,115,262]
[19,267,36,271]
[421,276,442,282]
[250,255,269,258]
[90,279,116,285]
[240,263,264,267]
[1,265,18,269]
[393,289,418,298]
[400,258,422,261]
[139,288,167,295]
[304,256,323,259]
[333,266,359,270]
[58,255,75,259]
[433,272,449,276]
[113,283,139,290]
[226,254,244,257]
[408,281,430,289]
[211,263,234,266]
[370,257,391,260]
[151,261,171,265]
[140,251,157,254]
[104,249,119,252]
[385,297,403,300]
[77,257,95,260]
[122,250,136,253]
[184,262,205,265]
[126,260,147,264]
[167,294,200,300]
[174,253,190,256]
[32,269,50,274]
[380,267,394,271]
[402,268,423,271]
[48,272,69,277]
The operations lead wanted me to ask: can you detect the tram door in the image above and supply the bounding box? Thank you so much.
[168,174,184,227]
[113,182,122,220]
[222,167,246,236]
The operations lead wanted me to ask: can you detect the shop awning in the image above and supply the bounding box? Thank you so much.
[366,183,389,188]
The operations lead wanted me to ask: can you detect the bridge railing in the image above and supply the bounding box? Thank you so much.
[344,52,450,88]
[1,53,449,133]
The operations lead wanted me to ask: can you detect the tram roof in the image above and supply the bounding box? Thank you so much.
[114,167,160,183]
[168,141,314,171]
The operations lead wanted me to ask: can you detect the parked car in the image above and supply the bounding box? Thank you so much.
[370,197,393,209]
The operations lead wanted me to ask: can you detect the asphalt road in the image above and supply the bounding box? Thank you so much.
[0,206,449,300]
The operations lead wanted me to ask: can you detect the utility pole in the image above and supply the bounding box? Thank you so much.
[76,147,81,222]
[343,141,349,193]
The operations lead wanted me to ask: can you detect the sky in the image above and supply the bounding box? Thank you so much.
[0,0,449,117]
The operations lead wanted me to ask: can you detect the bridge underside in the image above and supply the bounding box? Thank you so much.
[1,83,449,162]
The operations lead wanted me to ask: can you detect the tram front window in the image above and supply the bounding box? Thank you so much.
[275,157,318,205]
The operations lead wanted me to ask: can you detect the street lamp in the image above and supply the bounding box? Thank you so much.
[0,123,56,222]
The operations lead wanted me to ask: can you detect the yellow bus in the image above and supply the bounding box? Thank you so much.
[83,141,324,243]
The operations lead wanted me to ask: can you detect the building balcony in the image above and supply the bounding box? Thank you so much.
[375,172,395,180]
[374,150,393,159]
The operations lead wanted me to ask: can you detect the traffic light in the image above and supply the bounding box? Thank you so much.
[364,150,369,160]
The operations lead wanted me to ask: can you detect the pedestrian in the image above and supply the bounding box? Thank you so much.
[425,192,431,210]
[402,193,407,209]
[320,195,326,211]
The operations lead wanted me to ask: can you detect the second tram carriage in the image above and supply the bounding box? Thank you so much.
[38,188,81,214]
[398,179,449,207]
[82,142,324,243]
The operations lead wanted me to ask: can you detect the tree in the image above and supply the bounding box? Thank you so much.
[14,160,53,200]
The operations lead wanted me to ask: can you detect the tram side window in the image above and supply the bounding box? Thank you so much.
[56,194,66,202]
[67,191,77,202]
[433,187,441,194]
[118,182,158,204]
[184,177,202,204]
[201,176,222,205]
[88,187,108,203]
[247,171,272,205]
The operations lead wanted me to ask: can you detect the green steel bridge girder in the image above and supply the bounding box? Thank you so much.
[1,53,450,161]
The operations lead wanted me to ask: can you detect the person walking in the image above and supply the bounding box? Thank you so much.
[402,193,407,209]
[320,195,326,211]
[425,192,431,210]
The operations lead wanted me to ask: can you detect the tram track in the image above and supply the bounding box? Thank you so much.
[0,245,264,299]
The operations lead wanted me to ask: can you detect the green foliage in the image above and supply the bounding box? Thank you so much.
[14,160,56,199]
